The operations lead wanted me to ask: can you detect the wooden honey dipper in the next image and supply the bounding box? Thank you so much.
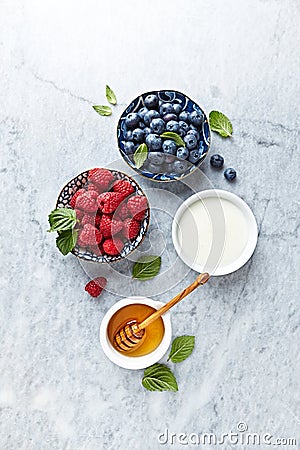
[113,273,210,353]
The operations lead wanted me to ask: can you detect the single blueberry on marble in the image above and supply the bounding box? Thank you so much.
[224,168,237,181]
[210,154,224,168]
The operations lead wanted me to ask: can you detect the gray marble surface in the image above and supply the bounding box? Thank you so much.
[1,1,300,449]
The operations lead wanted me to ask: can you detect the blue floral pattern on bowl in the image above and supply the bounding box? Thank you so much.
[117,90,211,182]
[56,169,150,263]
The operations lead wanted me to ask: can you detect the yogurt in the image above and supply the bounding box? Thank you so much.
[172,190,258,276]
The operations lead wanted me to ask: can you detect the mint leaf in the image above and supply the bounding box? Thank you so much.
[48,208,77,232]
[92,105,112,116]
[160,132,185,147]
[209,110,233,137]
[56,229,78,256]
[168,336,195,363]
[133,143,148,169]
[105,85,117,105]
[142,364,178,392]
[132,255,161,280]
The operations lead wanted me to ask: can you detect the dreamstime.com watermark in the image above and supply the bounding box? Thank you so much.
[157,422,297,446]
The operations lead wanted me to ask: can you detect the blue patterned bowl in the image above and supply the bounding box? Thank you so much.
[117,90,211,182]
[56,169,150,263]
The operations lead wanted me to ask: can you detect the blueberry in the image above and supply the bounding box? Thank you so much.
[186,129,200,140]
[132,128,145,143]
[171,159,191,174]
[138,107,149,121]
[163,113,178,123]
[179,121,189,132]
[190,110,204,127]
[145,133,162,151]
[159,102,174,116]
[210,154,224,168]
[150,118,165,134]
[178,128,187,138]
[125,130,133,141]
[139,121,146,129]
[177,147,189,160]
[184,134,198,150]
[164,154,176,163]
[166,120,179,133]
[188,150,202,164]
[144,110,160,126]
[125,113,140,129]
[179,111,190,123]
[173,103,182,114]
[164,163,174,173]
[144,127,151,136]
[123,141,136,155]
[144,94,159,110]
[224,168,237,181]
[147,152,165,165]
[162,139,177,155]
[147,163,163,174]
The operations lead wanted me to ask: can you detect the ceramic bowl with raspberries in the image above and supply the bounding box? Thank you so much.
[117,90,211,181]
[56,168,150,263]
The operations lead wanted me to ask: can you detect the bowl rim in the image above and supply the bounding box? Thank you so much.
[99,296,172,370]
[172,189,258,276]
[117,89,211,183]
[55,168,150,264]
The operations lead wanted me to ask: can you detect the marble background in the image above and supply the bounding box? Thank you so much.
[1,0,299,449]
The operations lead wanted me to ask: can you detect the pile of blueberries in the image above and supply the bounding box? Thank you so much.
[121,93,206,176]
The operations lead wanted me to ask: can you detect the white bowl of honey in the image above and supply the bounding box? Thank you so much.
[99,297,172,370]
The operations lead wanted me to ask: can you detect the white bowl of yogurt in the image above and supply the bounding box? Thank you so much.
[172,190,258,276]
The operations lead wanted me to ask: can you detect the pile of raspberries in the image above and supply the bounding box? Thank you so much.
[69,168,148,257]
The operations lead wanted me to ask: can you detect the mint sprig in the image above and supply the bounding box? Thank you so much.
[142,364,178,392]
[56,229,78,255]
[106,85,117,105]
[132,255,161,280]
[167,336,195,363]
[209,110,233,137]
[160,132,185,147]
[133,143,148,169]
[92,105,112,116]
[48,208,77,232]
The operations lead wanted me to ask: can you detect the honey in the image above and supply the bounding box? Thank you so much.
[107,303,165,357]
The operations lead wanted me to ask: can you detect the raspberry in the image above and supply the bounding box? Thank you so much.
[75,208,84,220]
[69,188,86,209]
[79,224,102,246]
[127,195,148,221]
[85,277,107,298]
[81,213,96,227]
[88,190,99,199]
[97,192,125,214]
[95,211,102,229]
[87,183,99,193]
[88,168,114,191]
[113,180,135,197]
[122,218,141,240]
[102,237,124,256]
[77,235,87,247]
[115,201,130,220]
[76,192,98,213]
[100,214,123,238]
